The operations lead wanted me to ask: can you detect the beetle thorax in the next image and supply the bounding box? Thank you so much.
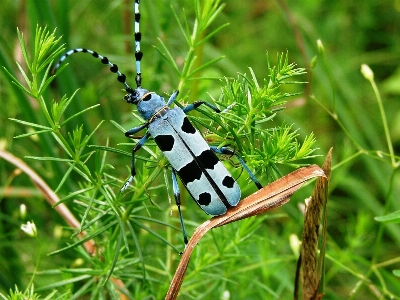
[125,87,167,121]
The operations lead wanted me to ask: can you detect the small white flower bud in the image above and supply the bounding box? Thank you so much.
[361,64,374,81]
[21,221,37,237]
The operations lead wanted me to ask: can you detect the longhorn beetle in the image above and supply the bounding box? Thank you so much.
[54,0,262,246]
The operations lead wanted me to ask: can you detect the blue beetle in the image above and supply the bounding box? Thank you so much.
[54,0,261,245]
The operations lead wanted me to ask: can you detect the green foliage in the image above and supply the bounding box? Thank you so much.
[0,0,399,299]
[0,285,58,300]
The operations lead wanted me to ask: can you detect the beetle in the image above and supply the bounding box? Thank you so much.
[54,0,261,245]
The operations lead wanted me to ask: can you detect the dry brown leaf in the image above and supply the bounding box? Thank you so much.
[166,164,325,300]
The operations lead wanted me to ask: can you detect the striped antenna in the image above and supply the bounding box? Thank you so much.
[134,0,143,87]
[53,1,144,93]
[53,48,134,94]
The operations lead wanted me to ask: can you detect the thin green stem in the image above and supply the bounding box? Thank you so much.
[331,150,364,170]
[372,169,397,263]
[370,78,397,168]
[311,95,364,151]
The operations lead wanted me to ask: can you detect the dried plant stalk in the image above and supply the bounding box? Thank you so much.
[299,149,332,300]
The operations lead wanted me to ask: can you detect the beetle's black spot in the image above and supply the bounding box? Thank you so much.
[154,135,174,152]
[198,192,211,206]
[181,117,196,134]
[142,93,151,101]
[178,160,202,184]
[92,51,99,58]
[198,149,219,169]
[222,176,235,188]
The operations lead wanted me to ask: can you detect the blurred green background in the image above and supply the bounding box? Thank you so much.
[1,0,399,299]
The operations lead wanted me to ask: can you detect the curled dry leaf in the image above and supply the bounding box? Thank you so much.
[166,164,325,300]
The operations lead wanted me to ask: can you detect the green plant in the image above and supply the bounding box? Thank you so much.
[1,1,315,298]
[2,0,399,299]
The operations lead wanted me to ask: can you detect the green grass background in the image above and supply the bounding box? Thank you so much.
[0,0,399,299]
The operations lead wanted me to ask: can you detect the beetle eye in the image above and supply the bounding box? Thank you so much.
[124,91,141,104]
